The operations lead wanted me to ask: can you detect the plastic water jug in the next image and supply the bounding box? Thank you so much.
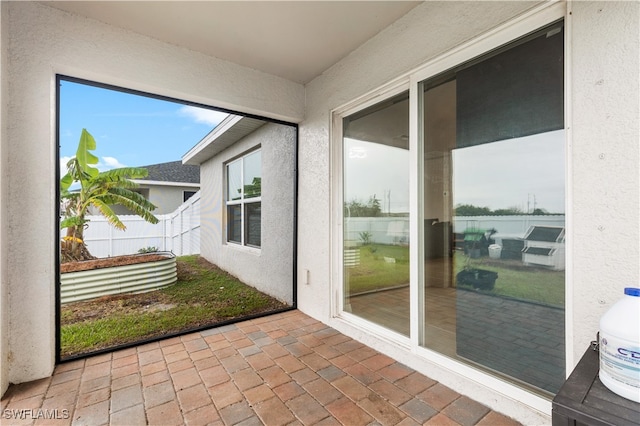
[599,287,640,403]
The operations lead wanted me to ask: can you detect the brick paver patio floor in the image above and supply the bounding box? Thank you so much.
[1,310,522,425]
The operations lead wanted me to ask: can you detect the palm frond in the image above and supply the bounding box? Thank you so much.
[90,199,126,230]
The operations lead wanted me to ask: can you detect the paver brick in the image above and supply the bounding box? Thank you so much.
[359,393,406,425]
[72,399,110,426]
[183,403,221,426]
[441,396,490,426]
[343,363,381,385]
[418,382,460,411]
[368,379,413,406]
[274,354,305,373]
[400,398,439,423]
[177,383,211,413]
[80,362,111,382]
[424,412,463,426]
[138,348,164,366]
[110,403,147,425]
[395,371,437,394]
[258,365,291,388]
[326,396,374,425]
[232,368,264,391]
[110,384,143,413]
[331,376,370,401]
[146,400,183,426]
[302,378,342,405]
[253,396,296,425]
[246,352,275,371]
[219,401,255,425]
[199,365,230,388]
[111,353,138,369]
[272,381,304,402]
[172,367,201,391]
[167,357,194,374]
[111,372,140,391]
[286,393,330,424]
[243,384,276,405]
[208,381,243,409]
[143,381,176,409]
[76,387,110,408]
[140,360,166,377]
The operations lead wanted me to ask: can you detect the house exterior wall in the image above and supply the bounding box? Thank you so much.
[199,123,295,304]
[299,1,638,423]
[110,184,199,216]
[1,1,303,391]
[0,1,9,397]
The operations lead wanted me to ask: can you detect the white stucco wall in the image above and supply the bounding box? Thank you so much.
[110,184,199,216]
[569,0,640,364]
[0,1,9,398]
[299,1,639,423]
[199,123,296,304]
[2,1,303,391]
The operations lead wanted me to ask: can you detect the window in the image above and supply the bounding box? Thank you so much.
[226,149,261,248]
[183,190,197,202]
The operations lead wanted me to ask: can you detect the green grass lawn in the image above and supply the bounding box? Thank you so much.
[60,255,289,358]
[346,244,410,294]
[346,244,564,307]
[454,252,565,307]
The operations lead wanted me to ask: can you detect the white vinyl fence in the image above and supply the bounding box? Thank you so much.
[82,191,201,257]
[345,215,565,245]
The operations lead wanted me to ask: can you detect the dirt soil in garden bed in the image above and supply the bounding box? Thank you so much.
[60,253,170,273]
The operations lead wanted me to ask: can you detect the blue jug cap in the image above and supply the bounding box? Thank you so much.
[624,287,640,297]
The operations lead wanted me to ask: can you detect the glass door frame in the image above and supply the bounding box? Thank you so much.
[331,78,413,348]
[330,0,569,413]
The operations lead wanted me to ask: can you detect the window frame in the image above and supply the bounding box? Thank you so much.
[225,148,262,249]
[330,1,568,414]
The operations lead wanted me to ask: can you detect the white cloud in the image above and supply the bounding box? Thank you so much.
[60,156,73,176]
[101,156,127,170]
[178,105,228,127]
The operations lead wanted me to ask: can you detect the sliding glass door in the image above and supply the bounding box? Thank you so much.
[342,91,410,337]
[419,22,566,395]
[338,19,566,396]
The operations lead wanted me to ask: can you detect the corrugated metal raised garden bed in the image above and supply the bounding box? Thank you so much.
[60,252,177,304]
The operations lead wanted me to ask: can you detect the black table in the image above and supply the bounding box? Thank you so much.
[552,344,640,425]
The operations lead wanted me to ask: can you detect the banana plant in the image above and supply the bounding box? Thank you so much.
[60,129,159,262]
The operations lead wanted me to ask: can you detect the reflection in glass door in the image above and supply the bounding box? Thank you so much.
[343,91,410,337]
[420,22,566,395]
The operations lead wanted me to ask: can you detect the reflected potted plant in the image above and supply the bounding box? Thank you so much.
[456,228,498,291]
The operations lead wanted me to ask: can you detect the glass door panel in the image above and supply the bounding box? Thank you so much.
[343,91,410,336]
[420,23,566,395]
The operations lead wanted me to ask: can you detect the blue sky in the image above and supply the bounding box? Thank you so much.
[59,80,228,173]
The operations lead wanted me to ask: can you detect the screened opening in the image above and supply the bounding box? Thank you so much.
[57,76,296,361]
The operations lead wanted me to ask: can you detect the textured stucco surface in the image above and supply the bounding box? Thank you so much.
[2,1,303,390]
[569,1,640,363]
[109,185,198,216]
[0,1,9,398]
[199,122,295,304]
[298,0,639,423]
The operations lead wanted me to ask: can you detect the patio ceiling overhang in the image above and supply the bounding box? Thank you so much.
[182,115,266,165]
[40,1,422,84]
